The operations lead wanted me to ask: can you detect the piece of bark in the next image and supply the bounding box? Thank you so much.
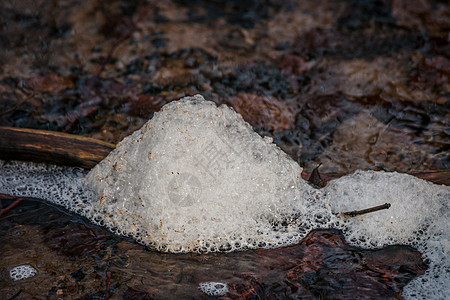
[0,127,115,169]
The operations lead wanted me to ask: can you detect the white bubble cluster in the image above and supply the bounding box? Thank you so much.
[199,282,229,296]
[0,95,448,299]
[0,160,92,214]
[85,94,315,253]
[323,170,450,299]
[9,265,37,281]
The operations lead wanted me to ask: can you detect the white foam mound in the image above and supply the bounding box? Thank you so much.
[85,95,318,252]
[0,94,448,298]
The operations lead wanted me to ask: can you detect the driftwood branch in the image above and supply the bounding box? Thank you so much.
[0,126,114,169]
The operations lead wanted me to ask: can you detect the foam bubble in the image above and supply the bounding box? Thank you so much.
[9,264,37,281]
[198,282,229,296]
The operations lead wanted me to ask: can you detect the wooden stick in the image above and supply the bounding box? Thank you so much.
[342,203,391,218]
[0,126,115,169]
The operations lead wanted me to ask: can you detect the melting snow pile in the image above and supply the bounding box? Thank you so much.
[0,95,448,298]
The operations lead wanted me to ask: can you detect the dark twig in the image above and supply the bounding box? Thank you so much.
[105,270,112,299]
[0,194,23,217]
[0,89,35,117]
[0,98,28,117]
[342,203,391,218]
[94,0,161,77]
[7,289,22,300]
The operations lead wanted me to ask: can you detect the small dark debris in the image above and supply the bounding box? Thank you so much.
[308,163,323,187]
[123,287,155,300]
[151,37,168,49]
[7,290,22,300]
[71,269,86,282]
